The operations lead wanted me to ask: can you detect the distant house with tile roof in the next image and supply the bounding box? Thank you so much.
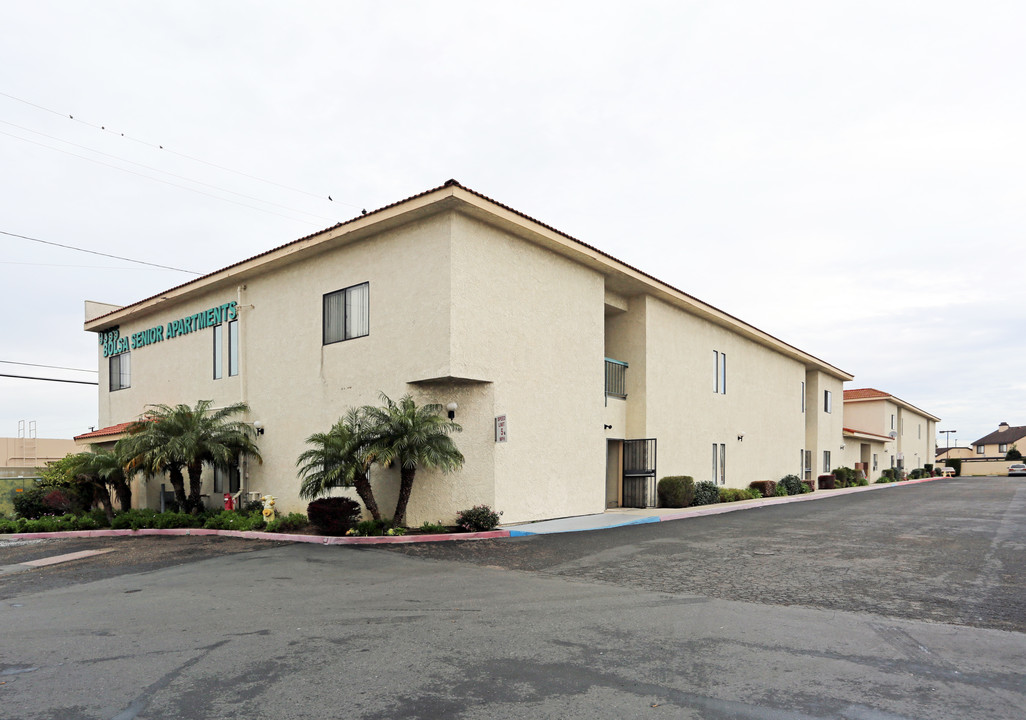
[840,388,939,480]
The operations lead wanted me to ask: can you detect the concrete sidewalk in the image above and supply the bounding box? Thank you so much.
[501,476,938,536]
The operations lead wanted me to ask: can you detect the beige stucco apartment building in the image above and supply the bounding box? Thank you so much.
[840,389,939,481]
[78,181,858,524]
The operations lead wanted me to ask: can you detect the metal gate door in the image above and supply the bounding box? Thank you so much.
[622,438,657,508]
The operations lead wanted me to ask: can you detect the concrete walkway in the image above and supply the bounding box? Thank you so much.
[1,478,938,546]
[502,477,937,536]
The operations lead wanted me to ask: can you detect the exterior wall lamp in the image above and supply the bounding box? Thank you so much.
[446,402,458,420]
[254,421,265,435]
[737,431,745,442]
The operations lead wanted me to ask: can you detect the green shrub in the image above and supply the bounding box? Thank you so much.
[456,505,502,532]
[657,476,695,508]
[111,509,159,530]
[1006,447,1022,461]
[351,519,390,536]
[947,458,962,476]
[719,487,759,503]
[12,487,50,519]
[153,512,200,529]
[692,481,720,506]
[307,497,362,536]
[203,510,263,531]
[777,474,807,495]
[924,463,934,473]
[266,512,307,533]
[419,521,450,534]
[748,480,776,498]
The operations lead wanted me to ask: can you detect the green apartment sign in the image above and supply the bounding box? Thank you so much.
[99,301,238,357]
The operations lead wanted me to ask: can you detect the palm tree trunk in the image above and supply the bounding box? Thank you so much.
[113,479,132,510]
[96,485,115,524]
[392,467,416,527]
[353,471,382,521]
[186,463,204,514]
[168,466,188,510]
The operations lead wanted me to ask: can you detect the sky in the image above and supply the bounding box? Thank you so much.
[2,1,1023,450]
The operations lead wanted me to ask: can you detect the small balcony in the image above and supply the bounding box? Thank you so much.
[604,358,628,399]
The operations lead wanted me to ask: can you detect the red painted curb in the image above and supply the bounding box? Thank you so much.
[0,526,510,545]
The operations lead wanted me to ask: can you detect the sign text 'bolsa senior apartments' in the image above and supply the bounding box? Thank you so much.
[98,302,238,357]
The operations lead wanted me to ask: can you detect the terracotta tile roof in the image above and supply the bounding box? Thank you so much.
[73,421,143,442]
[970,425,1026,446]
[843,388,891,400]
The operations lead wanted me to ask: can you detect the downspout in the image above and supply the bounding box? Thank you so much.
[238,284,251,498]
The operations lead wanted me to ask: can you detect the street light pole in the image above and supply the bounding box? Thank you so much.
[939,429,957,452]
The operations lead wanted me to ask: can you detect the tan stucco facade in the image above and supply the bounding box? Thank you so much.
[841,390,939,481]
[83,182,854,524]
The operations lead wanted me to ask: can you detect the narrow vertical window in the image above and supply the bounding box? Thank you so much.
[823,450,831,473]
[719,443,726,484]
[824,390,832,413]
[801,381,806,413]
[213,324,223,379]
[109,353,131,391]
[228,319,239,377]
[712,443,718,483]
[713,351,726,394]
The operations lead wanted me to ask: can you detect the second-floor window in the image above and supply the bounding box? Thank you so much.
[824,390,832,413]
[324,282,369,344]
[713,351,726,394]
[977,445,985,454]
[109,352,130,391]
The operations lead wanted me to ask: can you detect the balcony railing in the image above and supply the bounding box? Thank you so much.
[605,358,628,399]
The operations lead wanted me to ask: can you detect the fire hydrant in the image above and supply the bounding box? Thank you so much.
[260,494,276,524]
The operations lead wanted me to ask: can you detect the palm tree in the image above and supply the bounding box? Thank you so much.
[122,400,261,513]
[363,392,464,527]
[66,446,132,522]
[296,407,382,521]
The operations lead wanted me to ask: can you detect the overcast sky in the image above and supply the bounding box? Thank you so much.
[2,1,1023,450]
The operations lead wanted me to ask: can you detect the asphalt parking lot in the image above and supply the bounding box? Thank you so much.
[0,476,1023,720]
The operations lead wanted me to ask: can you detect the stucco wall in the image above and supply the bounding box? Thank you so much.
[637,296,808,487]
[449,212,606,523]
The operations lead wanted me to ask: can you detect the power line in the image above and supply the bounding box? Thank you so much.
[1,373,98,386]
[1,361,97,373]
[0,119,339,222]
[0,129,332,226]
[1,229,202,274]
[0,261,158,271]
[0,90,359,208]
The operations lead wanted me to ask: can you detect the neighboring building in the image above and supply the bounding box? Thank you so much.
[935,446,973,464]
[1,436,78,478]
[948,423,1026,476]
[840,389,940,481]
[969,423,1026,458]
[79,180,853,524]
[1,435,78,516]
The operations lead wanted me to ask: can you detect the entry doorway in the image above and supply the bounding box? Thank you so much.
[606,440,622,508]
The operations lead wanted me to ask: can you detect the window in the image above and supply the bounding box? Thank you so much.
[801,382,806,413]
[713,351,726,394]
[213,465,240,494]
[109,353,130,391]
[323,282,369,344]
[977,445,985,455]
[213,324,223,379]
[891,414,895,430]
[918,424,922,440]
[824,390,832,413]
[712,443,725,484]
[999,443,1008,453]
[228,319,239,376]
[823,450,831,473]
[873,454,878,471]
